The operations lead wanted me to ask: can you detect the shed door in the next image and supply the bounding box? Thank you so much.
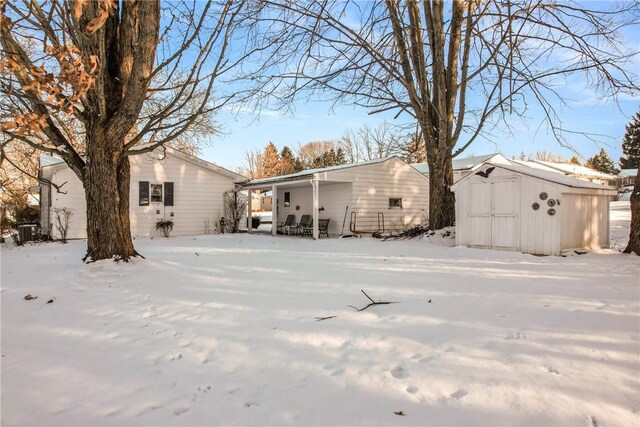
[491,179,519,250]
[468,181,492,246]
[467,178,519,250]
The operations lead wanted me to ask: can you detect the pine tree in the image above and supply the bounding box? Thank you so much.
[620,111,640,169]
[335,147,347,165]
[586,148,617,174]
[261,142,281,177]
[279,146,296,175]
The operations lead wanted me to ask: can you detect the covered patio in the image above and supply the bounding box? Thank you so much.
[242,174,352,240]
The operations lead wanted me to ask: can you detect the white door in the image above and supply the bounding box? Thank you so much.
[467,178,519,250]
[491,179,519,250]
[468,181,492,247]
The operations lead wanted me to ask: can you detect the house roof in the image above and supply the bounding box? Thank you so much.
[529,160,617,181]
[40,154,65,167]
[244,156,397,187]
[411,153,503,174]
[452,161,616,192]
[161,146,247,182]
[40,146,247,183]
[619,168,638,178]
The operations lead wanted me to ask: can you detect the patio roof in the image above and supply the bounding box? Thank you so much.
[241,156,396,188]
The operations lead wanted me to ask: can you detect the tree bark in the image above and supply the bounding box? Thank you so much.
[623,168,640,255]
[82,128,138,262]
[426,141,455,229]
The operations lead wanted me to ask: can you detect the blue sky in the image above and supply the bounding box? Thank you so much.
[200,4,640,172]
[203,93,639,172]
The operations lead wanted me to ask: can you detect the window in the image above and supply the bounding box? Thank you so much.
[284,191,290,207]
[389,198,402,209]
[151,184,163,203]
[139,181,149,206]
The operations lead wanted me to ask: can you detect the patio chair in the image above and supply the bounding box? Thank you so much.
[318,218,330,238]
[277,214,295,234]
[303,218,330,238]
[296,215,312,236]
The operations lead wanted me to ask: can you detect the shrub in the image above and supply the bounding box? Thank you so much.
[155,219,174,237]
[53,207,73,243]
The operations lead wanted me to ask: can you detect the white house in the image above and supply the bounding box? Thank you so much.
[412,153,511,183]
[242,157,430,239]
[40,147,246,239]
[451,161,616,256]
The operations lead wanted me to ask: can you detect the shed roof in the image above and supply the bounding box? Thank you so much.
[244,156,396,186]
[411,153,503,174]
[451,161,616,192]
[530,160,617,180]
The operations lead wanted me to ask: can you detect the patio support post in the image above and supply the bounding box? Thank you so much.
[312,179,319,240]
[271,185,277,236]
[247,188,253,234]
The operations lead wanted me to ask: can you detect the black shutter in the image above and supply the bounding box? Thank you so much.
[139,181,149,206]
[164,182,174,206]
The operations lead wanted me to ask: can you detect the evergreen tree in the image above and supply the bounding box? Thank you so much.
[620,111,640,169]
[279,146,296,175]
[586,148,617,174]
[261,142,281,177]
[570,156,581,165]
[334,147,347,165]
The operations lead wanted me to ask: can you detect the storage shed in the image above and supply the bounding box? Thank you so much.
[451,162,616,256]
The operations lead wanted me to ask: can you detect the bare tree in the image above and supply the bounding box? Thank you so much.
[1,0,253,261]
[241,0,639,228]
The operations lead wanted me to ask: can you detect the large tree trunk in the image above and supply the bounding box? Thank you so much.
[83,130,138,262]
[426,146,456,229]
[623,168,640,255]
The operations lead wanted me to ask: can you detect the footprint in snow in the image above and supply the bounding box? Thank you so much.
[505,331,526,340]
[244,401,259,408]
[450,389,468,400]
[406,385,419,394]
[330,368,345,376]
[390,365,409,379]
[547,367,560,374]
[173,405,190,416]
[192,384,213,401]
[168,352,182,361]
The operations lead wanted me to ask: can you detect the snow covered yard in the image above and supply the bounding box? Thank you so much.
[1,208,639,426]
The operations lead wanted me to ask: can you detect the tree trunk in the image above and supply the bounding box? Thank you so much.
[623,168,640,255]
[83,131,138,262]
[427,147,456,230]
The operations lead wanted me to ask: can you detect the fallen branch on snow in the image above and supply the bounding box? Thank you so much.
[315,316,338,321]
[383,225,434,241]
[348,290,396,312]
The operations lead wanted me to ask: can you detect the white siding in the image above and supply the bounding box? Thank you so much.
[48,152,236,239]
[325,158,429,233]
[454,164,612,256]
[560,194,610,250]
[276,183,352,236]
[49,167,87,239]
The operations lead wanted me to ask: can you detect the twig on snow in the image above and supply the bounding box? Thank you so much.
[348,290,396,312]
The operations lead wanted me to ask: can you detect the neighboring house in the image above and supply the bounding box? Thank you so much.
[451,161,616,256]
[40,147,246,239]
[242,156,430,238]
[619,169,638,186]
[510,159,618,186]
[412,153,511,183]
